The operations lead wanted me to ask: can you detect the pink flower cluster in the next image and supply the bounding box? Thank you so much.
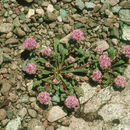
[41,47,52,56]
[37,92,51,104]
[23,38,37,50]
[67,56,75,64]
[26,63,37,75]
[64,96,79,108]
[99,55,111,69]
[71,29,84,40]
[114,76,127,88]
[122,45,130,58]
[92,70,102,82]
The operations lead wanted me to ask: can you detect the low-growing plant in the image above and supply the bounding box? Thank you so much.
[22,30,129,109]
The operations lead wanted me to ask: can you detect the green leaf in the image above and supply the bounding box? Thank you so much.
[112,60,125,67]
[54,38,60,53]
[52,94,60,103]
[108,47,116,60]
[113,67,125,73]
[74,87,84,97]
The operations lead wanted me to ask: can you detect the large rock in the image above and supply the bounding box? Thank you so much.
[84,87,112,113]
[121,24,130,41]
[6,117,21,130]
[119,9,130,24]
[47,106,67,122]
[0,23,14,33]
[69,117,89,130]
[79,83,97,104]
[98,103,128,121]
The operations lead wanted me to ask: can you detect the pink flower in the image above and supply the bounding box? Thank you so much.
[25,63,37,74]
[71,29,84,40]
[66,73,73,77]
[41,47,52,56]
[64,96,79,108]
[37,92,51,104]
[75,76,80,82]
[92,70,102,82]
[114,76,127,88]
[99,55,111,69]
[53,78,60,84]
[23,38,37,50]
[122,45,130,58]
[94,47,104,54]
[67,56,75,64]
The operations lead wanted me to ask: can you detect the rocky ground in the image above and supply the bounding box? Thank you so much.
[0,0,130,129]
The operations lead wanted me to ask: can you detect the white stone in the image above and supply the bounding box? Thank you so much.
[47,4,55,13]
[60,34,71,44]
[122,25,130,41]
[94,40,109,51]
[26,9,35,18]
[57,16,62,22]
[79,83,97,104]
[85,2,96,9]
[36,8,44,15]
[98,103,127,121]
[57,126,71,130]
[107,0,119,6]
[0,23,14,33]
[84,87,112,113]
[18,107,27,118]
[6,117,21,130]
[69,116,89,130]
[47,106,67,122]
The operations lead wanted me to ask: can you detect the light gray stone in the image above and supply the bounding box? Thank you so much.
[18,108,27,118]
[76,0,85,10]
[36,8,44,15]
[57,126,71,130]
[47,4,54,13]
[6,117,21,130]
[79,83,97,104]
[47,106,67,122]
[1,82,12,96]
[121,24,130,41]
[0,49,3,65]
[0,23,14,33]
[28,109,37,118]
[85,2,96,9]
[98,103,127,121]
[69,116,89,130]
[5,38,18,45]
[119,9,130,24]
[84,87,112,113]
[60,34,71,44]
[94,40,109,51]
[28,119,44,130]
[26,9,35,18]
